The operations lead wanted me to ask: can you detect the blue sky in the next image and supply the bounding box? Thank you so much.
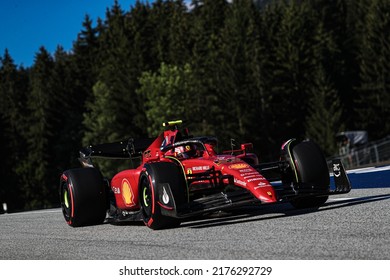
[0,0,140,67]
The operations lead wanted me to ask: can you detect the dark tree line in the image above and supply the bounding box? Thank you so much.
[1,0,389,212]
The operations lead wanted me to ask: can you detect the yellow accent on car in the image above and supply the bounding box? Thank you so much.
[162,120,182,127]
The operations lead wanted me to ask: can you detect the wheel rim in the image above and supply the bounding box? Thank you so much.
[143,187,149,207]
[140,177,152,219]
[61,183,72,220]
[64,189,69,208]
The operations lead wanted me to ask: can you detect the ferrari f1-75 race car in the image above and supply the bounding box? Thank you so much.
[59,120,351,229]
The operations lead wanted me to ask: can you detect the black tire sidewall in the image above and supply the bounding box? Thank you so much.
[290,140,330,209]
[139,162,186,229]
[60,168,107,227]
[292,140,330,189]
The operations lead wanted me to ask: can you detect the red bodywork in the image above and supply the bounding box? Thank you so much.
[64,120,351,229]
[110,126,277,212]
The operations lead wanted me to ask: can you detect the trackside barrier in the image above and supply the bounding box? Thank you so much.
[330,165,390,189]
[328,138,390,170]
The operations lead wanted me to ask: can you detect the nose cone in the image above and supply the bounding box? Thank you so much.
[222,161,277,203]
[251,185,277,203]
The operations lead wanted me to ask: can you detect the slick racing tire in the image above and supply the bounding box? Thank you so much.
[139,162,186,230]
[60,168,107,227]
[289,140,330,209]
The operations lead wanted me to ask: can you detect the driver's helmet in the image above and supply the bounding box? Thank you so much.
[174,145,197,159]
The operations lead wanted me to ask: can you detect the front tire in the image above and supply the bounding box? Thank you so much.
[139,162,186,230]
[60,168,107,227]
[285,140,330,209]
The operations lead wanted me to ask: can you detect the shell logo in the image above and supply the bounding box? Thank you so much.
[229,163,250,170]
[121,179,135,207]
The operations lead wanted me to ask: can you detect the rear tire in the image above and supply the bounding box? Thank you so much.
[288,140,330,209]
[60,168,107,227]
[139,162,186,230]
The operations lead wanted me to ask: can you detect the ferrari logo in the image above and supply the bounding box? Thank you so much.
[186,168,192,174]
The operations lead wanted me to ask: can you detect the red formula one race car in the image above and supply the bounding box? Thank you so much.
[59,120,351,229]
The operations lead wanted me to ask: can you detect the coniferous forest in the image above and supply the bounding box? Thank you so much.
[1,0,389,212]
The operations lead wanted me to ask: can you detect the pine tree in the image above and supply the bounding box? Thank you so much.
[149,0,190,65]
[126,0,154,72]
[355,0,390,139]
[305,65,344,156]
[189,0,229,138]
[167,0,191,65]
[20,47,56,209]
[218,0,261,145]
[85,1,143,142]
[254,3,287,155]
[260,1,323,145]
[83,81,122,143]
[309,0,362,130]
[0,50,29,211]
[82,81,131,177]
[137,63,197,136]
[72,14,101,106]
[51,46,83,171]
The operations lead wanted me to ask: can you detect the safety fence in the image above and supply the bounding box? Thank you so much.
[328,137,390,170]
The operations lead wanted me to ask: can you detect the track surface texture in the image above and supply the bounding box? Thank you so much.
[1,187,389,260]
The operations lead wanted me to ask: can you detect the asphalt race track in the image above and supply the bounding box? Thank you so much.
[0,168,389,260]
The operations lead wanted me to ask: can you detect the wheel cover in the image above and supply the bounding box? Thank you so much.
[140,177,152,218]
[61,183,72,220]
[143,187,149,207]
[64,190,69,208]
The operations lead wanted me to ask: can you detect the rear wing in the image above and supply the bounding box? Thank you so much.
[79,138,154,167]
